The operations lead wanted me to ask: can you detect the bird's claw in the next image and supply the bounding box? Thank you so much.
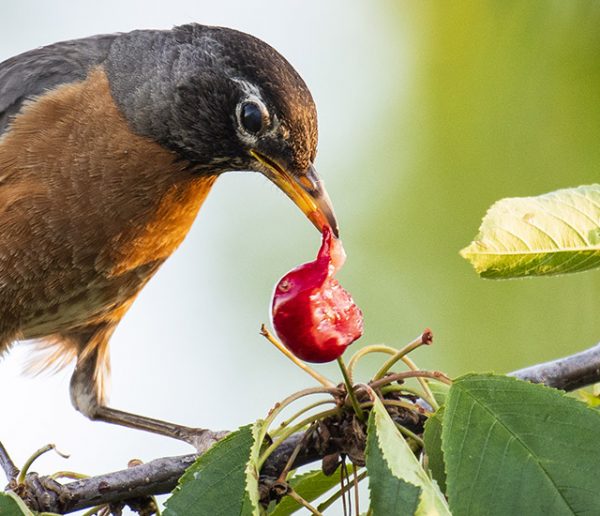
[183,429,229,454]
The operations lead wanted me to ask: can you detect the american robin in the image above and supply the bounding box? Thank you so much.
[0,23,337,450]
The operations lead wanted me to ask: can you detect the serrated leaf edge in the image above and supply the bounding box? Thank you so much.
[241,419,265,515]
[370,397,450,515]
[443,373,600,514]
[460,184,600,277]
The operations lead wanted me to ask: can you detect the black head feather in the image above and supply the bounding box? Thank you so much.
[106,23,318,175]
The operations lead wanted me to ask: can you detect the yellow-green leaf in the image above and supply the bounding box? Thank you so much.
[366,397,450,515]
[461,184,600,278]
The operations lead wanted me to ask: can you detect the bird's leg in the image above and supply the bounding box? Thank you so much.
[92,407,226,453]
[70,347,225,453]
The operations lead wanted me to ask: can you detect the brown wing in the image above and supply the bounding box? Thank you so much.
[0,33,117,136]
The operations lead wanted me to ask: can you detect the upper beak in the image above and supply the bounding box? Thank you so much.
[251,150,339,237]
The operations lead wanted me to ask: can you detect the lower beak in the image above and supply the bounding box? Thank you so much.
[251,151,339,237]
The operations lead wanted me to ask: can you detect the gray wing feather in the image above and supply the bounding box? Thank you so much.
[0,34,118,136]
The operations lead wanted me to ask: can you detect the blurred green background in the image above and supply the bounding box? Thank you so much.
[0,0,599,505]
[346,0,600,378]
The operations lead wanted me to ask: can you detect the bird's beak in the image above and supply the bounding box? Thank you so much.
[251,150,339,237]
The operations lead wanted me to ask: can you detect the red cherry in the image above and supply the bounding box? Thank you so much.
[271,227,363,363]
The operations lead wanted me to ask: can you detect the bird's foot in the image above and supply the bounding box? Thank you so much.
[181,428,229,454]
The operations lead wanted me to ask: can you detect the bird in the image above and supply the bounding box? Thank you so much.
[0,23,338,451]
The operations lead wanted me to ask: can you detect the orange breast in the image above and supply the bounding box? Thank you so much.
[0,66,218,339]
[102,174,217,277]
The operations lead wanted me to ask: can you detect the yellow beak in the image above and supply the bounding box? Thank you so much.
[251,150,339,237]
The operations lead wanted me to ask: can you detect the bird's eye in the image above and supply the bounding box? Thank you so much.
[240,102,264,134]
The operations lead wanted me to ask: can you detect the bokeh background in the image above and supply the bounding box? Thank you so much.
[1,1,600,513]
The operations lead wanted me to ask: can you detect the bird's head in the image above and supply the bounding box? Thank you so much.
[106,24,338,236]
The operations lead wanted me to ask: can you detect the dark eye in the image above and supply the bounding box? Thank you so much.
[241,102,264,134]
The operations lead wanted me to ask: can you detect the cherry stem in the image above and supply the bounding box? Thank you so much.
[355,397,431,418]
[276,422,317,483]
[380,384,437,412]
[260,324,336,388]
[398,355,440,411]
[17,444,69,484]
[394,422,425,447]
[287,488,324,515]
[347,344,397,383]
[80,506,107,516]
[261,386,339,445]
[381,384,425,398]
[258,407,341,469]
[49,470,90,481]
[317,469,368,512]
[353,465,360,516]
[272,399,337,437]
[372,330,432,381]
[337,357,366,422]
[381,399,432,417]
[369,370,452,390]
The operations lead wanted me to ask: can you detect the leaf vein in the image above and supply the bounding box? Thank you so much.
[456,384,575,513]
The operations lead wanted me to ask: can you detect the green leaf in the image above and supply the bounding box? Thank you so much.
[366,397,450,516]
[443,374,600,515]
[460,184,600,278]
[270,466,352,515]
[0,492,34,516]
[423,407,446,494]
[164,422,265,516]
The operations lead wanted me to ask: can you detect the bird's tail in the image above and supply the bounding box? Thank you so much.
[23,336,80,376]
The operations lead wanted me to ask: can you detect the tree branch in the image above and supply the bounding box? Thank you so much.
[5,341,600,514]
[0,441,18,482]
[11,432,341,514]
[16,455,197,513]
[509,342,600,391]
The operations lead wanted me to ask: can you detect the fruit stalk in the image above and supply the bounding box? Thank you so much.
[337,356,366,421]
